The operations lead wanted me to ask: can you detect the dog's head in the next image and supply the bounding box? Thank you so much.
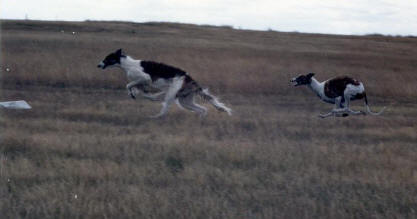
[290,73,315,86]
[97,49,125,69]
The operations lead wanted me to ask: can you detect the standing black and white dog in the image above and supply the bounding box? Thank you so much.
[98,49,232,118]
[291,73,385,118]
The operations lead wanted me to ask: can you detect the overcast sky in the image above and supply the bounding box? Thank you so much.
[1,0,416,35]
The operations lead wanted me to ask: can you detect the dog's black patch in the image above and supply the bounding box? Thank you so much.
[324,76,361,98]
[293,73,315,86]
[140,61,187,82]
[184,74,193,83]
[352,92,365,101]
[99,49,126,69]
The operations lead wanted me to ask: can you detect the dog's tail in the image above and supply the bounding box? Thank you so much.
[364,92,386,116]
[198,88,232,115]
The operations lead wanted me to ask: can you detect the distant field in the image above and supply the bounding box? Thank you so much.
[1,20,417,218]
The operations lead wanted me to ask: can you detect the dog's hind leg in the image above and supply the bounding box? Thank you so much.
[198,89,232,115]
[319,97,342,118]
[150,100,174,118]
[191,102,208,117]
[142,91,166,101]
[343,93,365,116]
[319,111,334,118]
[150,77,184,118]
[348,109,366,115]
[363,93,386,116]
[178,94,207,117]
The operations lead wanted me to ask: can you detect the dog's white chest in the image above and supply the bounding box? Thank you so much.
[127,70,150,81]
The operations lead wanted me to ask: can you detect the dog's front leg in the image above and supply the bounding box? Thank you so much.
[319,111,334,118]
[319,97,342,118]
[341,95,365,116]
[142,91,166,101]
[150,77,184,118]
[348,108,366,116]
[126,79,150,99]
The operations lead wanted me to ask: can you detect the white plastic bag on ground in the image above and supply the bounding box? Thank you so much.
[0,100,32,109]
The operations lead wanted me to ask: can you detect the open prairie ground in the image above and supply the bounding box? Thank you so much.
[1,20,417,218]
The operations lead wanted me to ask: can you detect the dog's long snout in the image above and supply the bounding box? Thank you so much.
[97,61,105,69]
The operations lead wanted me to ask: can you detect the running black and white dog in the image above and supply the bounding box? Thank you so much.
[98,49,232,118]
[291,73,385,118]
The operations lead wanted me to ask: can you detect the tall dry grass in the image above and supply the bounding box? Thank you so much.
[2,20,417,97]
[1,20,417,218]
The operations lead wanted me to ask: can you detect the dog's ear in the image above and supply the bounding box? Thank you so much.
[116,48,123,56]
[307,73,315,78]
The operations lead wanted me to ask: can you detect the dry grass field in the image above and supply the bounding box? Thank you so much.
[1,20,417,218]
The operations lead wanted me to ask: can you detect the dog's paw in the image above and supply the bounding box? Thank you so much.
[128,90,136,99]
